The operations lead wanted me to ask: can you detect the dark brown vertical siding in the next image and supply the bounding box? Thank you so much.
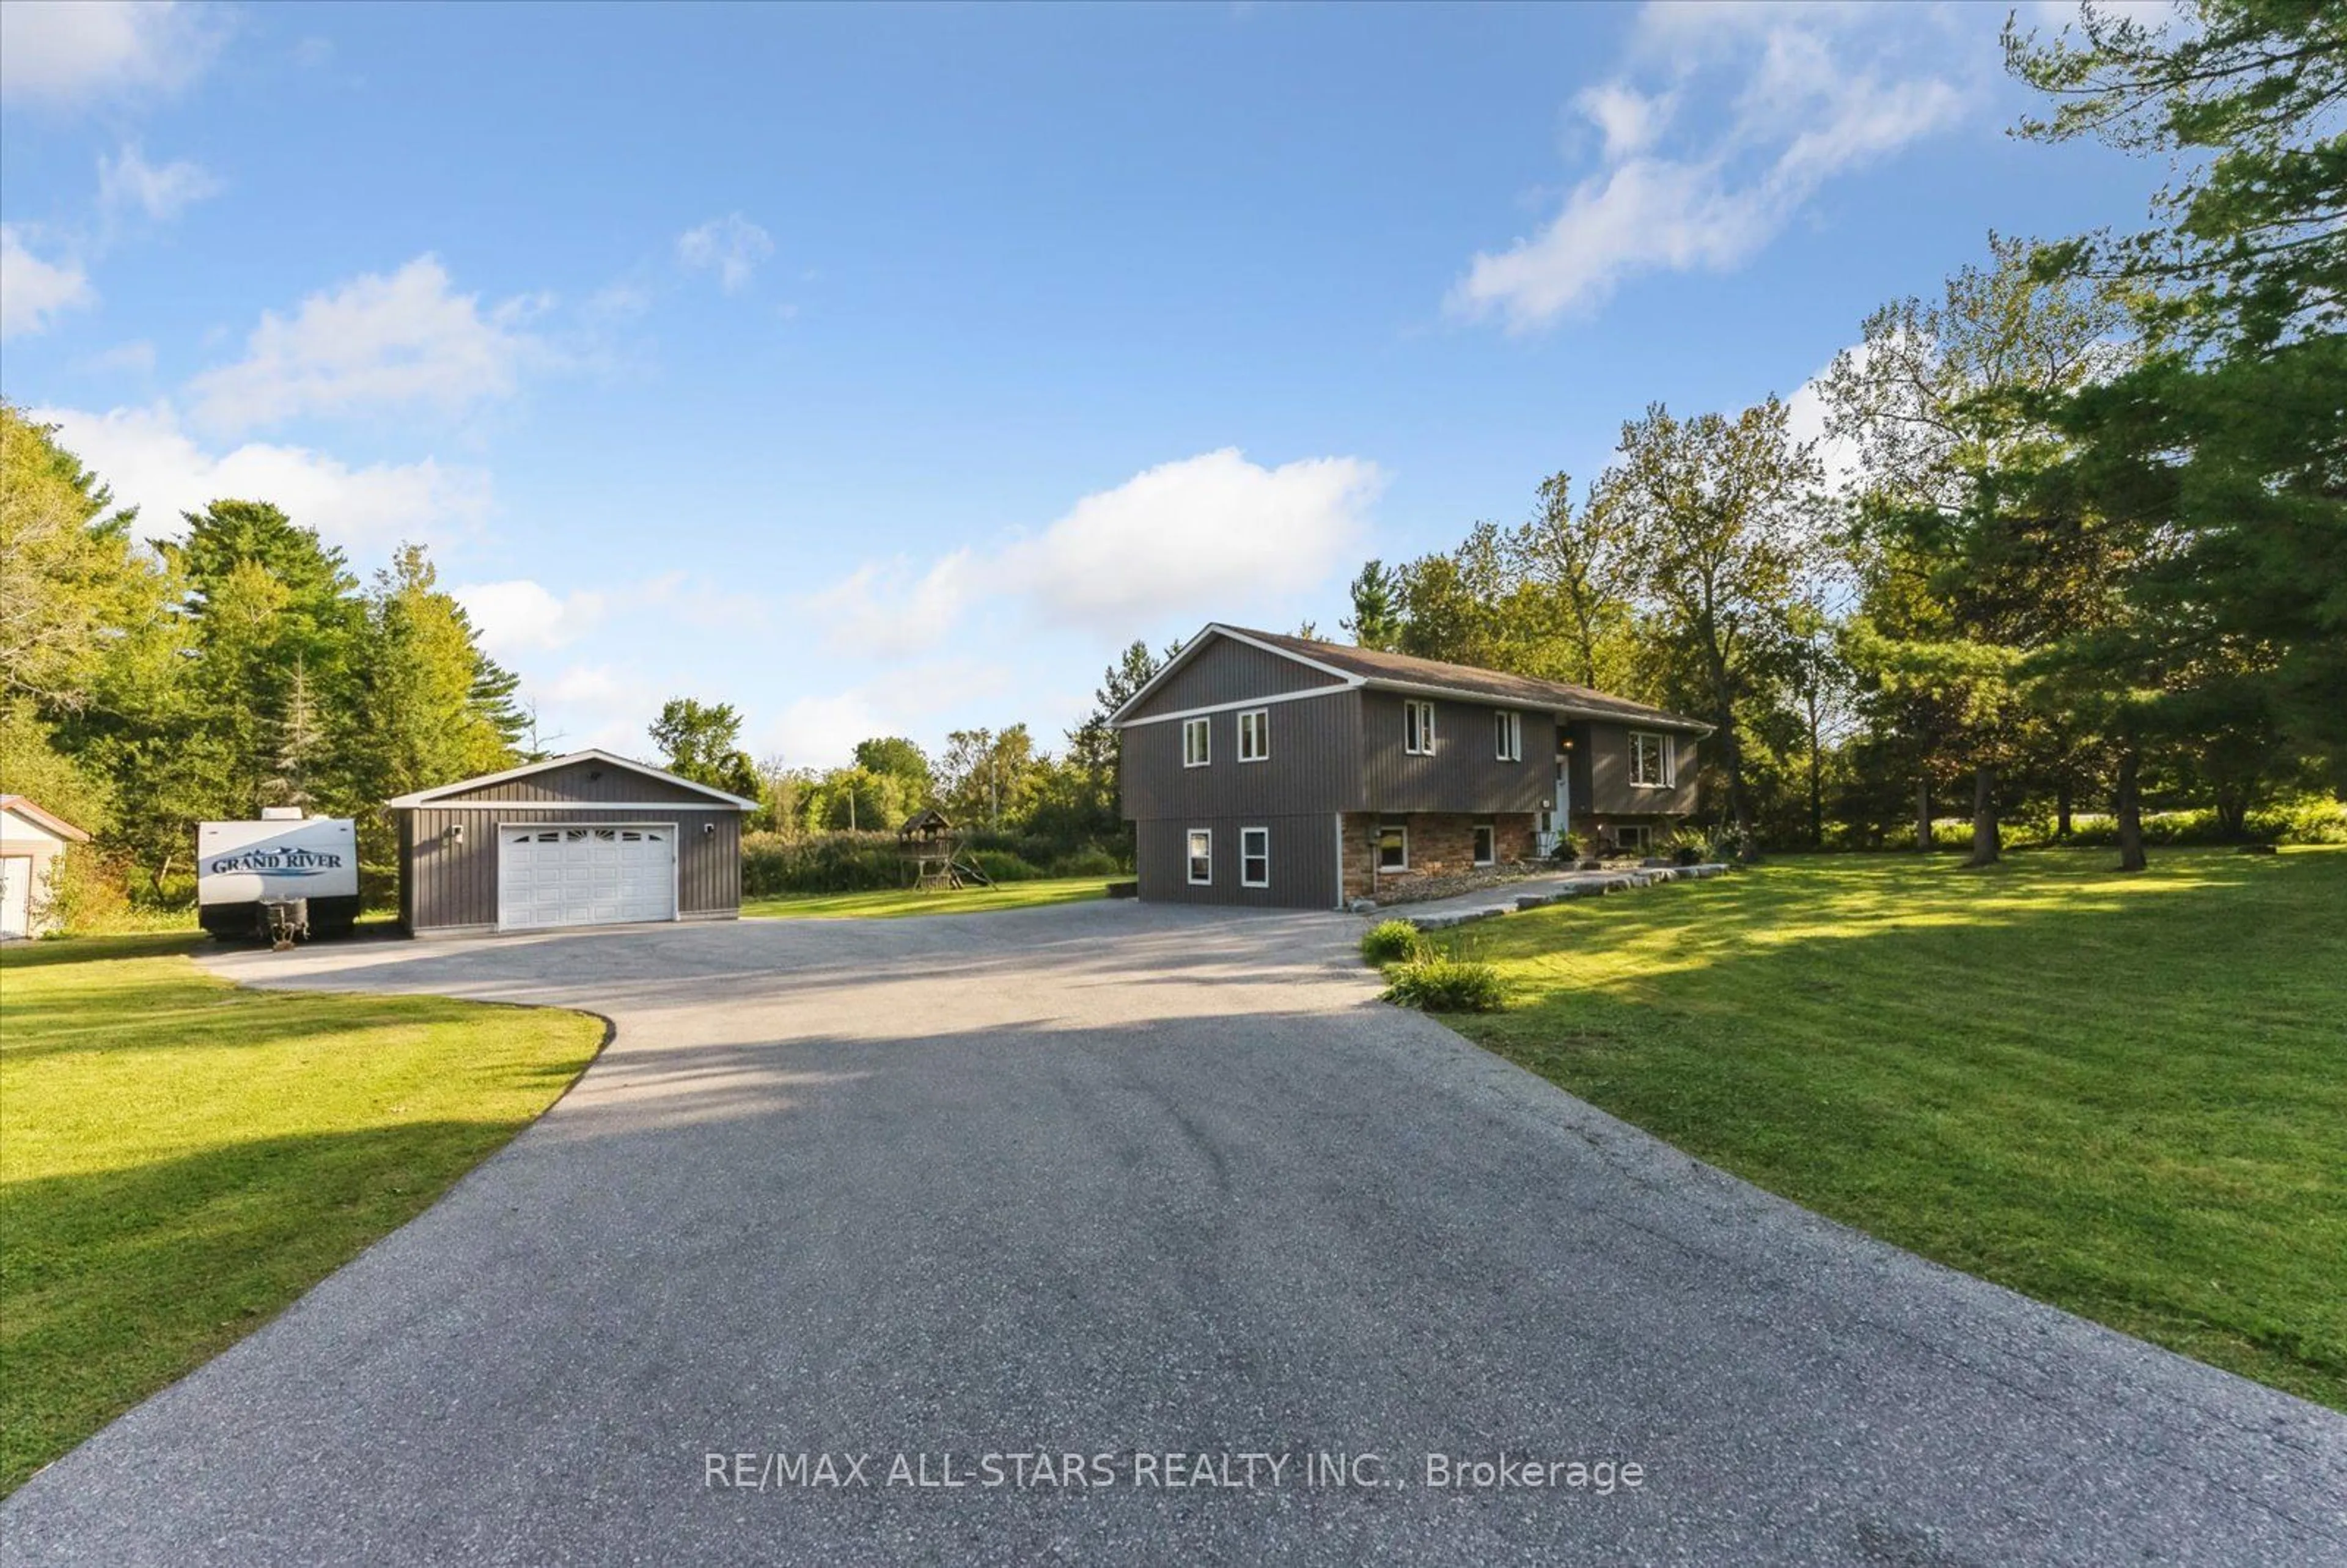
[1120,689,1361,819]
[1134,813,1340,909]
[435,759,724,805]
[1581,721,1701,815]
[396,812,414,931]
[677,812,740,915]
[1123,633,1349,720]
[1567,725,1596,822]
[399,805,743,931]
[1357,691,1552,813]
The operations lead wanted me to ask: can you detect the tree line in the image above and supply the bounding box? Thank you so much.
[1,406,525,914]
[1340,4,2343,867]
[645,643,1167,888]
[4,4,2334,914]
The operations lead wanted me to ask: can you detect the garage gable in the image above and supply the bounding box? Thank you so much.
[386,749,755,810]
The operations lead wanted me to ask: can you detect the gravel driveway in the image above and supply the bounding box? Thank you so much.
[4,902,2341,1566]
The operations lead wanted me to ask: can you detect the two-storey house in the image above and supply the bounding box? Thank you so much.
[1112,625,1711,907]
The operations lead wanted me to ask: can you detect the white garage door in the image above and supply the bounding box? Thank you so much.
[498,825,675,930]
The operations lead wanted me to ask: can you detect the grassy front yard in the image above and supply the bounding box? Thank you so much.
[0,936,606,1495]
[1441,848,2347,1410]
[743,876,1114,920]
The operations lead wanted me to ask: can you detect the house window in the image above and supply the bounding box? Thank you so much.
[1614,824,1651,852]
[1628,730,1674,788]
[1183,716,1211,768]
[1238,708,1269,763]
[1493,709,1522,761]
[1376,821,1409,871]
[1404,700,1436,755]
[1473,824,1496,866]
[1186,829,1213,884]
[1241,826,1270,887]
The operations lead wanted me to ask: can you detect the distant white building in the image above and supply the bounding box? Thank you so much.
[1,796,91,940]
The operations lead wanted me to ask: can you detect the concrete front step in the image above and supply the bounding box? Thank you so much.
[1395,862,1728,931]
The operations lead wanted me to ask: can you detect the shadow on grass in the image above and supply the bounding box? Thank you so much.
[0,1118,546,1495]
[0,932,207,970]
[1443,848,2347,1409]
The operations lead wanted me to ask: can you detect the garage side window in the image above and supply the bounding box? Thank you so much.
[1186,829,1213,884]
[1241,826,1269,887]
[1376,821,1408,871]
[1183,716,1211,768]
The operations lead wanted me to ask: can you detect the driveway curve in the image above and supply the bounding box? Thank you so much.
[4,902,2341,1566]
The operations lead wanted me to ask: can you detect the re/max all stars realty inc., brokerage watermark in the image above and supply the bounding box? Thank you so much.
[703,1449,1647,1496]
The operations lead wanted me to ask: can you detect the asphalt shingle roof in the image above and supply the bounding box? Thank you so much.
[1225,626,1710,731]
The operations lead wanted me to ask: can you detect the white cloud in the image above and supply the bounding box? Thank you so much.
[1002,449,1383,632]
[186,254,548,433]
[2024,0,2182,28]
[451,580,608,658]
[763,692,887,772]
[98,144,222,224]
[0,0,226,108]
[1,226,95,338]
[1452,4,1977,330]
[677,214,774,294]
[77,339,157,376]
[805,552,974,658]
[1576,82,1673,161]
[1782,350,1863,494]
[810,448,1383,655]
[29,402,491,553]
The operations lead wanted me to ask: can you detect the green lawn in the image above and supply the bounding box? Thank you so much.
[1438,847,2347,1410]
[0,934,606,1495]
[742,876,1114,920]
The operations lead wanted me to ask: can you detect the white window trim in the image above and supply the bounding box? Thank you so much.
[1404,700,1436,755]
[1237,708,1270,763]
[1186,828,1213,884]
[1240,826,1270,888]
[1183,716,1211,768]
[1494,709,1522,762]
[1472,823,1496,866]
[1376,821,1409,871]
[1628,729,1675,788]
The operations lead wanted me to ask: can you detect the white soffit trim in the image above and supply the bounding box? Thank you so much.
[383,747,758,809]
[392,801,744,811]
[1107,623,1361,727]
[1116,683,1355,728]
[1361,676,1713,735]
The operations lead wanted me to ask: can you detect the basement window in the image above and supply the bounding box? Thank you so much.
[1473,824,1496,866]
[1376,822,1409,871]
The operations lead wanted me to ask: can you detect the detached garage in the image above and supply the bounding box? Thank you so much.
[387,749,754,937]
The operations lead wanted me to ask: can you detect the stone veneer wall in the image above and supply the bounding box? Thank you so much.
[1339,812,1537,903]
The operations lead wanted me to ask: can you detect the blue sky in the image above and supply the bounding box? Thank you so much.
[1,1,2165,766]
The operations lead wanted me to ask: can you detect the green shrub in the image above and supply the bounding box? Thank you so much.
[1049,845,1126,877]
[1382,952,1506,1013]
[1361,919,1423,967]
[967,848,1045,884]
[740,830,903,895]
